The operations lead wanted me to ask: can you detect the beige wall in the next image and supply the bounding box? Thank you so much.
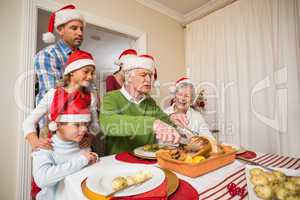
[57,0,185,104]
[0,0,21,199]
[0,0,184,199]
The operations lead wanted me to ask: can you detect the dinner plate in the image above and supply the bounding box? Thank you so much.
[86,165,165,197]
[81,167,179,200]
[245,165,300,200]
[133,146,157,160]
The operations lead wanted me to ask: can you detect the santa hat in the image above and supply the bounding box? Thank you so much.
[123,54,155,71]
[43,5,85,43]
[64,50,95,75]
[169,77,193,93]
[114,49,137,67]
[48,88,91,131]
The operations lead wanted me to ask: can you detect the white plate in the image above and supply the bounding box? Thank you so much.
[86,165,165,197]
[245,165,300,200]
[133,146,157,159]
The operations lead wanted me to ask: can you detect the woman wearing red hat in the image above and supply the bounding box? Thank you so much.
[165,77,214,139]
[106,49,137,92]
[23,50,100,150]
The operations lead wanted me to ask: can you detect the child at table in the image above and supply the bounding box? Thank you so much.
[22,50,100,200]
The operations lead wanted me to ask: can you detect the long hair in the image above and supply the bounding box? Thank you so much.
[56,74,91,93]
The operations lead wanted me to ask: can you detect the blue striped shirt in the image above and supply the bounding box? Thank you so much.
[34,40,72,127]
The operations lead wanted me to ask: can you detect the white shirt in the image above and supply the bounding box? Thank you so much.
[164,105,213,138]
[120,86,146,104]
[22,88,99,138]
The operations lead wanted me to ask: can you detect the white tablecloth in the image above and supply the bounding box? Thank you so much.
[56,154,244,200]
[56,152,300,200]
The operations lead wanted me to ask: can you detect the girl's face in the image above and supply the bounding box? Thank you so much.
[71,65,95,87]
[175,86,193,112]
[57,122,89,142]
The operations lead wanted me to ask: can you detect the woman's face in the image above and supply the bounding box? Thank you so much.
[175,86,193,112]
[71,65,95,87]
[57,122,89,142]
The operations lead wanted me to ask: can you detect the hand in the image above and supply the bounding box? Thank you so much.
[169,113,188,128]
[79,133,95,148]
[26,132,52,151]
[153,120,181,144]
[81,151,99,165]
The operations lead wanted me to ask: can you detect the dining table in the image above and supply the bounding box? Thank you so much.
[56,150,300,200]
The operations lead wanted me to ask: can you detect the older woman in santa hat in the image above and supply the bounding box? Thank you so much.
[23,50,99,151]
[165,77,214,139]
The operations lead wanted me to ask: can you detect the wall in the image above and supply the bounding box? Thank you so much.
[56,0,185,104]
[0,0,185,199]
[0,0,21,199]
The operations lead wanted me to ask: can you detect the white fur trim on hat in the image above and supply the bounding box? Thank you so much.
[54,9,85,30]
[176,79,192,87]
[123,56,154,71]
[56,114,91,122]
[48,121,58,131]
[43,32,56,43]
[115,54,137,67]
[64,59,95,75]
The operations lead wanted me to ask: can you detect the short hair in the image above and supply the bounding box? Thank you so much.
[175,82,195,101]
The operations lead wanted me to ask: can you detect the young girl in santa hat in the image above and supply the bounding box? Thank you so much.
[23,50,100,199]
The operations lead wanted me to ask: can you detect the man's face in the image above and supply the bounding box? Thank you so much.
[129,68,153,94]
[57,20,84,49]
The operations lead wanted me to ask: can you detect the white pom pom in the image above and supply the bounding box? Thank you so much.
[153,80,160,88]
[42,32,55,43]
[48,121,57,131]
[169,85,176,94]
[114,59,122,66]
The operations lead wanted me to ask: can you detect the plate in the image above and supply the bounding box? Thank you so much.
[86,165,165,197]
[133,146,157,160]
[221,143,246,154]
[245,165,300,200]
[81,167,179,200]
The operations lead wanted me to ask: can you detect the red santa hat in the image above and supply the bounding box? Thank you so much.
[48,88,92,131]
[169,76,193,93]
[123,54,155,71]
[64,50,95,75]
[43,4,85,43]
[114,49,137,67]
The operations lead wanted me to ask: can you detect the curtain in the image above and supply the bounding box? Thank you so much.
[185,0,300,157]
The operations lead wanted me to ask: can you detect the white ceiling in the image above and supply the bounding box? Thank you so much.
[135,0,236,24]
[153,0,211,15]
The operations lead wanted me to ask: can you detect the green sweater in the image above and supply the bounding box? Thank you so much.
[100,90,171,155]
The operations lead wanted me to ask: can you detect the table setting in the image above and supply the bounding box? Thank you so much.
[56,135,300,200]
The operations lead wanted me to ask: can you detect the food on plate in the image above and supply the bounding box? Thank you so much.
[143,144,159,152]
[250,168,264,176]
[249,167,300,200]
[254,184,273,200]
[112,177,128,191]
[251,175,269,186]
[156,136,233,164]
[112,171,153,191]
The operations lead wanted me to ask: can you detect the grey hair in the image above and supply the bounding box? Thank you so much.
[175,82,196,101]
[124,70,135,86]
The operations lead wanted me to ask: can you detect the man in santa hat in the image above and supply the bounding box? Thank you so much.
[100,54,188,154]
[34,5,91,147]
